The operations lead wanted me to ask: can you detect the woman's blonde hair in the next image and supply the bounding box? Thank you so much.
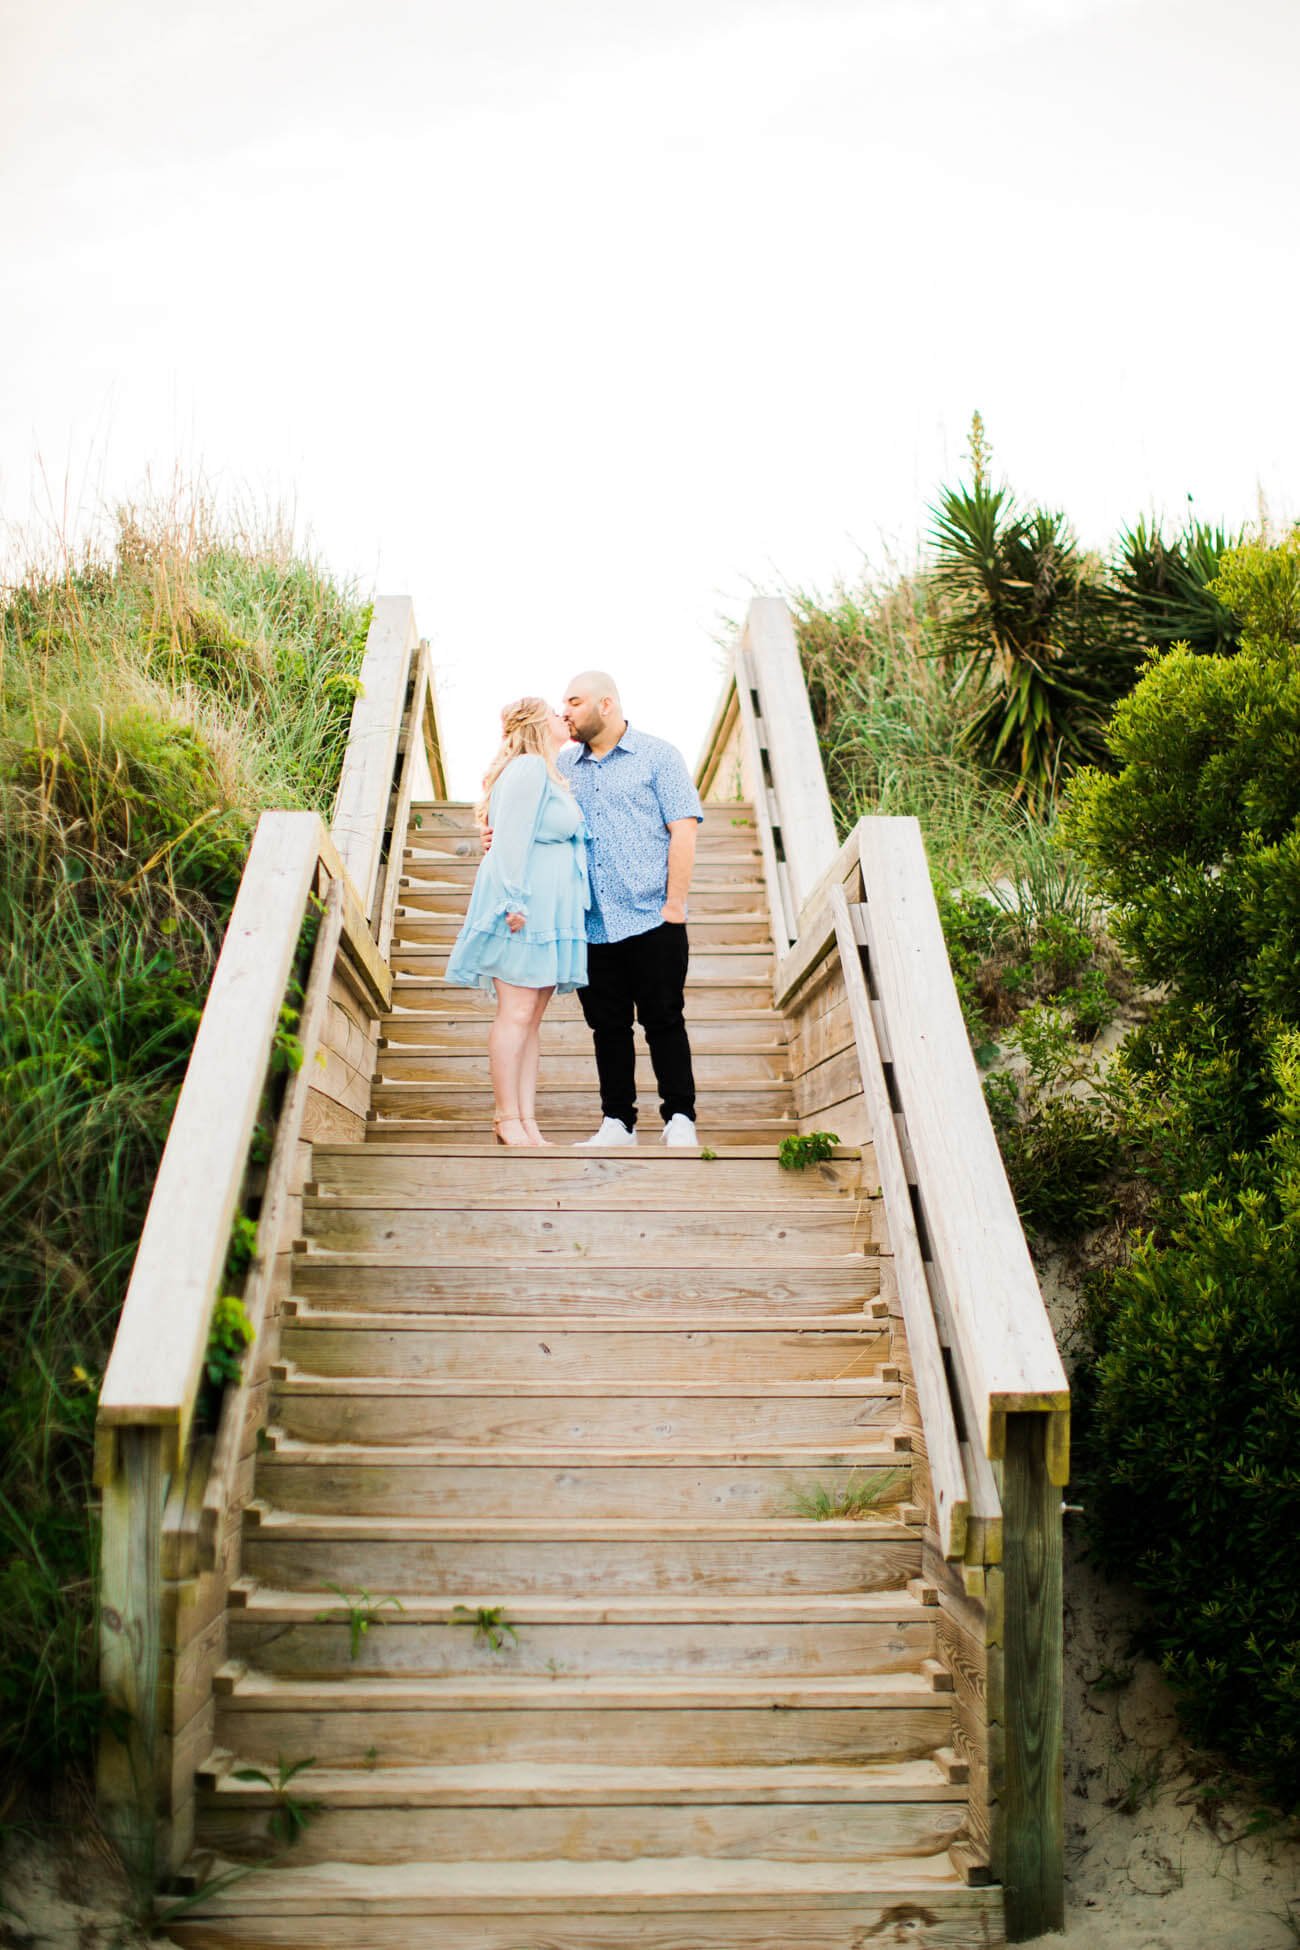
[475,696,569,825]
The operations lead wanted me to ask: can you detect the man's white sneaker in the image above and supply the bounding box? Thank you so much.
[574,1117,638,1148]
[662,1114,699,1147]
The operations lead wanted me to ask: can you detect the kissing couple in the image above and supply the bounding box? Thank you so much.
[444,672,704,1149]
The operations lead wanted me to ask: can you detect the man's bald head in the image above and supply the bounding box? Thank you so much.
[563,672,623,748]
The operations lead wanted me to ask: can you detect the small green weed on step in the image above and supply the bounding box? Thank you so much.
[230,1753,322,1848]
[791,1469,905,1520]
[779,1130,840,1171]
[316,1584,405,1660]
[452,1603,519,1652]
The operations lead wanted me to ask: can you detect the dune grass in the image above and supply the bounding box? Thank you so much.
[787,567,1046,889]
[0,495,370,1797]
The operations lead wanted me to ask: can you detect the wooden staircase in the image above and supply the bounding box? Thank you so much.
[165,799,1004,1946]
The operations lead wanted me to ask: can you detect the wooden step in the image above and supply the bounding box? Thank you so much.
[391,914,774,947]
[198,1751,962,1801]
[228,1587,938,1627]
[288,1257,882,1315]
[364,1119,803,1147]
[367,1082,794,1123]
[213,1667,953,1770]
[196,1775,967,1866]
[268,1374,901,1446]
[372,1047,793,1083]
[162,1857,1001,1949]
[388,946,775,982]
[276,1314,889,1379]
[376,1013,789,1051]
[252,1449,910,1522]
[296,1201,867,1259]
[398,875,768,906]
[226,1595,937,1678]
[402,833,764,863]
[387,976,776,1014]
[308,1145,866,1199]
[239,1513,922,1597]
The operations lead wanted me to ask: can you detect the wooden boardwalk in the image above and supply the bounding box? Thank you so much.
[96,597,1065,1947]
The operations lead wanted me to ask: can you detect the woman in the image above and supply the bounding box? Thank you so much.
[445,698,588,1146]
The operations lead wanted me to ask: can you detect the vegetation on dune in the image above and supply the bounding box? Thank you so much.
[795,428,1299,1807]
[1064,533,1300,1808]
[0,498,370,1794]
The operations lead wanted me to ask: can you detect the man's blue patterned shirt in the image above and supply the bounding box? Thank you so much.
[558,725,704,945]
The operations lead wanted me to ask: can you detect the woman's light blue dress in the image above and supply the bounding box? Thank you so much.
[445,755,590,995]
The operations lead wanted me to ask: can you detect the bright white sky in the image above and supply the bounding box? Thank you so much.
[2,0,1296,794]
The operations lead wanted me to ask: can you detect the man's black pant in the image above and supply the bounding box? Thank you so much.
[578,921,695,1128]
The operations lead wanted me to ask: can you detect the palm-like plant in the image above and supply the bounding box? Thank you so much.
[1111,517,1241,658]
[929,476,1138,809]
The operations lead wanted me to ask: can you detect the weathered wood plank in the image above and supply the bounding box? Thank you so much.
[329,594,418,918]
[97,814,321,1458]
[1001,1415,1063,1938]
[830,884,967,1562]
[855,823,1069,1465]
[742,599,839,913]
[196,883,345,1571]
[97,1427,165,1883]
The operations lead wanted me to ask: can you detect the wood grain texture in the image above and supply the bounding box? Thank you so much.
[97,1427,165,1882]
[329,594,418,917]
[1000,1416,1063,1938]
[162,1900,1003,1950]
[855,822,1068,1468]
[199,884,346,1572]
[829,885,967,1563]
[97,812,320,1458]
[376,642,436,960]
[742,599,839,914]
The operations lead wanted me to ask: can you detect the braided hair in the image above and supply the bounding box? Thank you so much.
[475,697,570,826]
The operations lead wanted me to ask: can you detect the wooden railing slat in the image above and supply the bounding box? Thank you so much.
[855,821,1069,1465]
[196,878,347,1572]
[330,594,419,918]
[829,883,968,1562]
[733,653,796,952]
[741,598,838,911]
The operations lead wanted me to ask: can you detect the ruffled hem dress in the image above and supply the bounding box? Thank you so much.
[445,754,590,995]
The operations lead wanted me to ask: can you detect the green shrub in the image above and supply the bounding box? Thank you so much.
[1063,527,1300,1805]
[1081,1188,1300,1807]
[0,498,370,1792]
[983,1006,1118,1242]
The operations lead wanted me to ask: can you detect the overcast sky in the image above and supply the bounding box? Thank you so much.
[3,0,1296,793]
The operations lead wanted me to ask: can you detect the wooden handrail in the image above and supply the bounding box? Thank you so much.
[330,594,422,919]
[698,594,1066,1936]
[829,882,968,1560]
[95,811,322,1475]
[857,819,1070,1477]
[97,597,437,1882]
[740,599,838,912]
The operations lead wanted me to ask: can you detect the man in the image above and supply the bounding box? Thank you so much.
[559,671,703,1147]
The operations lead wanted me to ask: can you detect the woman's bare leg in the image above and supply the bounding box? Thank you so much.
[520,985,556,1145]
[489,979,539,1145]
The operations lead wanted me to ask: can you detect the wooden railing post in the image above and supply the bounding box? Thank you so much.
[98,1427,166,1886]
[1001,1414,1065,1938]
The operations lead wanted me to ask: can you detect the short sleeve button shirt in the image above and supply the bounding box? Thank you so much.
[558,725,704,945]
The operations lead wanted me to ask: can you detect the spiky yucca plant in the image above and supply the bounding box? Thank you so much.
[1111,517,1242,658]
[929,466,1138,809]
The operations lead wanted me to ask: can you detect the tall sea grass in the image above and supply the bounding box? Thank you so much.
[787,568,1035,888]
[0,493,370,1795]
